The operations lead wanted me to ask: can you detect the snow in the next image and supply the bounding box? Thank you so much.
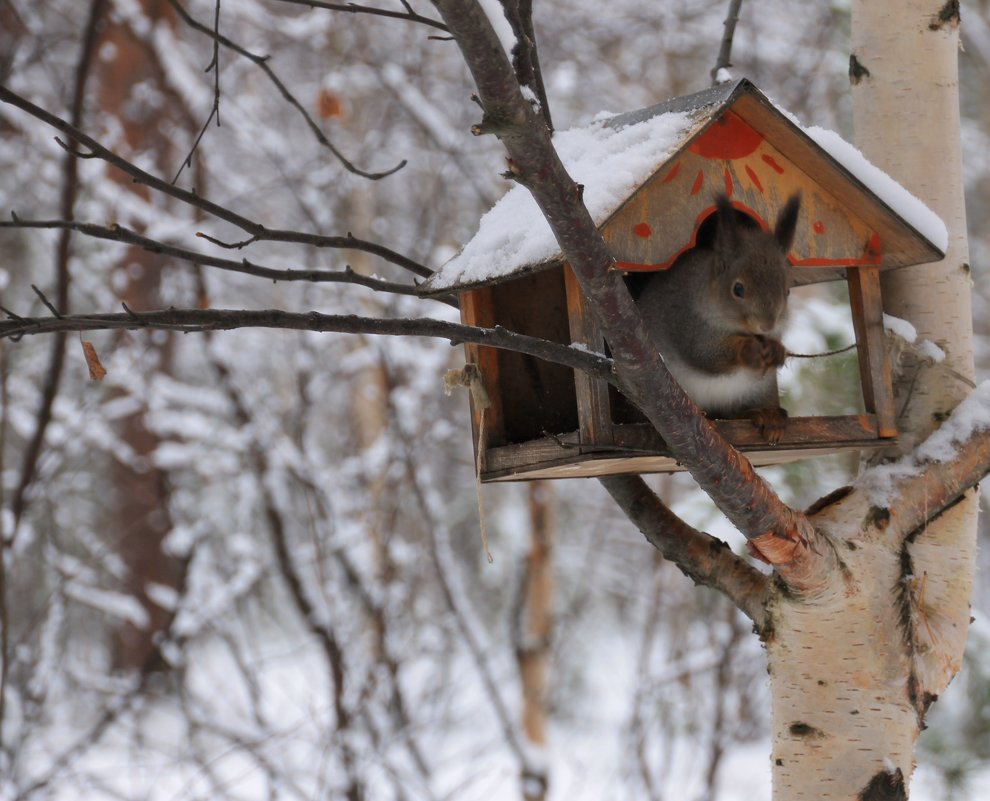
[713,67,734,84]
[856,381,990,503]
[478,0,518,61]
[425,109,702,291]
[915,381,990,461]
[801,124,949,253]
[884,312,947,362]
[883,312,919,343]
[64,583,151,629]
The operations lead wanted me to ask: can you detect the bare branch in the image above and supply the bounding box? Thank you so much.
[0,218,456,305]
[884,421,990,541]
[167,0,406,180]
[711,0,744,85]
[8,0,107,542]
[0,306,615,381]
[271,0,448,31]
[0,85,429,277]
[599,474,770,628]
[172,0,222,183]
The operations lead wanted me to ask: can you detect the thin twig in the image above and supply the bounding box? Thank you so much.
[270,0,448,31]
[787,343,856,359]
[167,0,406,180]
[8,0,107,543]
[30,285,62,318]
[173,0,222,183]
[711,0,744,85]
[0,218,456,305]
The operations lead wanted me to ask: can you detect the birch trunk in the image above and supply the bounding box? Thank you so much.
[764,4,976,798]
[850,0,976,707]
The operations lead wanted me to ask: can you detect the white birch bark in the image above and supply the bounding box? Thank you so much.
[764,4,976,799]
[850,0,976,702]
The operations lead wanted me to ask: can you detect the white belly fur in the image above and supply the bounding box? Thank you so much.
[663,355,769,414]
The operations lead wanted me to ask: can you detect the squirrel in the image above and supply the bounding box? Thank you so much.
[634,193,800,443]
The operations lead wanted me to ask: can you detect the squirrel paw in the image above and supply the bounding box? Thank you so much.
[746,406,789,445]
[735,335,787,372]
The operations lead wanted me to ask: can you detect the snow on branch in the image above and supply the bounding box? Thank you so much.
[856,381,990,532]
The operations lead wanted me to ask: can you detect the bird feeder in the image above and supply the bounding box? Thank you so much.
[421,79,945,482]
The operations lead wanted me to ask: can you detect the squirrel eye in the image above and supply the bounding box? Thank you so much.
[732,281,745,298]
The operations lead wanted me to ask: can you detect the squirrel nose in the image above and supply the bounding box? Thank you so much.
[753,317,780,336]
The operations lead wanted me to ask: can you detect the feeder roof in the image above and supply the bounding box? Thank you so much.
[422,79,946,295]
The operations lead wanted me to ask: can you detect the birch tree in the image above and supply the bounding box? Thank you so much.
[0,1,987,799]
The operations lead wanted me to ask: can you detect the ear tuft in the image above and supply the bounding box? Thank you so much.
[713,194,741,257]
[774,193,801,252]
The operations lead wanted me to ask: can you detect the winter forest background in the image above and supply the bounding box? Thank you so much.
[1,1,989,799]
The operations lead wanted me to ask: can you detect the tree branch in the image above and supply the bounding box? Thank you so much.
[430,0,827,591]
[167,0,406,181]
[8,0,107,538]
[171,0,222,183]
[0,306,615,381]
[500,0,553,131]
[711,0,744,85]
[0,84,430,278]
[599,474,770,628]
[271,0,449,31]
[863,395,990,540]
[1,217,455,305]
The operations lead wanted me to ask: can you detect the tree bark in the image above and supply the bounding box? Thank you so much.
[93,0,187,672]
[762,4,976,798]
[851,0,975,730]
[517,481,554,801]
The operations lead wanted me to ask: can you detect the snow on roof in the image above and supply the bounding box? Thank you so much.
[425,80,947,294]
[762,95,949,254]
[423,106,710,293]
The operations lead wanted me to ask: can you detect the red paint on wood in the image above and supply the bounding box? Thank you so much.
[662,162,682,184]
[762,154,785,174]
[744,165,764,192]
[866,232,882,260]
[691,170,705,195]
[724,169,734,196]
[633,222,652,238]
[814,221,825,234]
[689,111,764,159]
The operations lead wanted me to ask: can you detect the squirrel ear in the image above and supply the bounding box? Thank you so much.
[713,194,742,258]
[774,193,801,252]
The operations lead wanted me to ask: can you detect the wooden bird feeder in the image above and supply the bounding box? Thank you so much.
[421,79,945,482]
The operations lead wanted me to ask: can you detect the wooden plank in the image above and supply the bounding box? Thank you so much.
[847,265,898,438]
[459,288,506,470]
[489,268,579,443]
[563,264,614,446]
[480,415,891,481]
